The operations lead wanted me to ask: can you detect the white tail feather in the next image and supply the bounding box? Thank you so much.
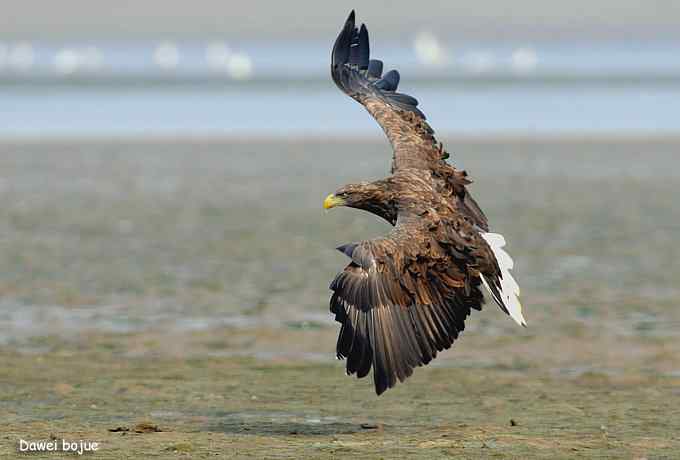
[480,232,526,327]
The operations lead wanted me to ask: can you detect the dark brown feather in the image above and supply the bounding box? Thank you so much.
[329,218,492,395]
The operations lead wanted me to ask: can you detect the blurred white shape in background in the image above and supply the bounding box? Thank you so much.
[460,50,496,73]
[511,47,538,74]
[54,49,80,74]
[205,42,232,71]
[7,42,35,71]
[205,41,253,80]
[413,31,448,67]
[153,42,180,70]
[54,47,104,75]
[226,52,253,80]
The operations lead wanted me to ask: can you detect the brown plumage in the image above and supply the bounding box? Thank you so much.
[326,11,526,395]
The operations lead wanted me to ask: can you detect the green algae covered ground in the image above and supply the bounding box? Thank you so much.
[1,139,679,458]
[2,333,679,459]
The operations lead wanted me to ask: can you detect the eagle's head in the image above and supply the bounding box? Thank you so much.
[323,182,397,225]
[324,182,377,210]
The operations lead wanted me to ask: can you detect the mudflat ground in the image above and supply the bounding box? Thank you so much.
[1,138,679,458]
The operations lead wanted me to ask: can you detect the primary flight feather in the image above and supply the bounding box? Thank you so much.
[325,10,526,395]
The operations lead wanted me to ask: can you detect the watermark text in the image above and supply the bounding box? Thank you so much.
[18,438,99,455]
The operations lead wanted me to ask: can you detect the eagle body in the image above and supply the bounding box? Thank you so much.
[325,11,526,395]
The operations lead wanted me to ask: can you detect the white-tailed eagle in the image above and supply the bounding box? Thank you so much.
[324,11,526,395]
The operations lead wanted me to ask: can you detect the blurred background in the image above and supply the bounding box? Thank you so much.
[1,1,679,375]
[2,4,680,455]
[3,0,680,137]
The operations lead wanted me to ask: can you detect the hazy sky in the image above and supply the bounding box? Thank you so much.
[3,1,680,40]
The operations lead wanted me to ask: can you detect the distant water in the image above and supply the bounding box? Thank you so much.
[3,40,680,137]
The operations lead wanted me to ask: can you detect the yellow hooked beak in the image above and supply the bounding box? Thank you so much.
[323,193,346,210]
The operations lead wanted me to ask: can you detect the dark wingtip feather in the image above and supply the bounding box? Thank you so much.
[383,70,400,90]
[331,14,352,69]
[367,59,383,79]
[332,10,427,117]
[390,93,418,106]
[358,24,370,70]
[336,243,358,258]
[375,69,400,91]
[349,32,361,68]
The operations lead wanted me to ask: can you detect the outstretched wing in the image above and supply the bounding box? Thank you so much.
[331,11,447,172]
[329,218,487,395]
[331,11,489,231]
